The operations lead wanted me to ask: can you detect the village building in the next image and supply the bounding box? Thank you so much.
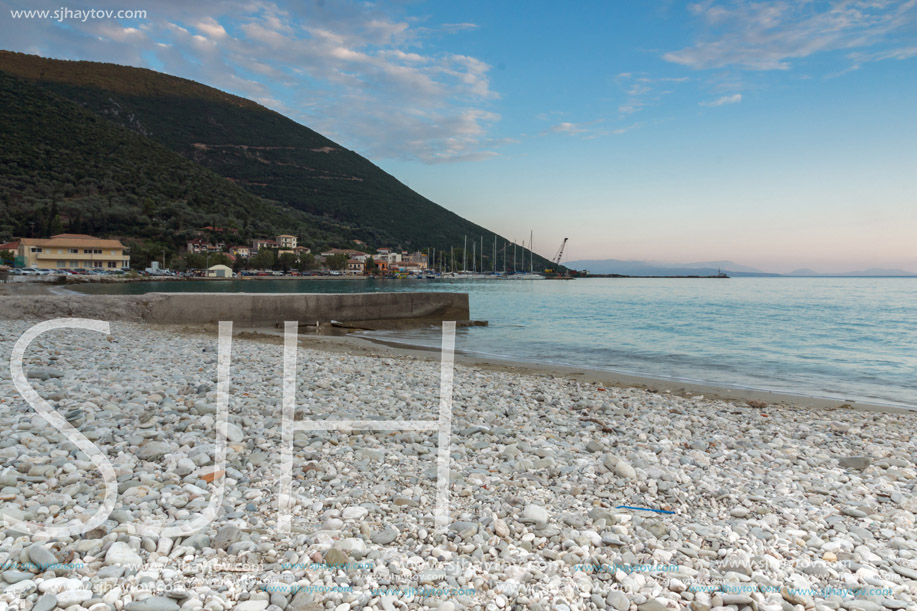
[14,234,130,269]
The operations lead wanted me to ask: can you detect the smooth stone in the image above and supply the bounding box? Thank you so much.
[730,507,749,518]
[105,541,142,566]
[449,521,479,537]
[125,597,181,611]
[32,594,58,611]
[342,506,368,520]
[334,538,366,559]
[219,422,244,443]
[38,577,81,593]
[371,526,399,545]
[55,590,92,606]
[891,565,917,580]
[213,525,242,550]
[1,570,32,584]
[607,591,630,611]
[231,603,268,611]
[638,600,669,611]
[323,548,349,566]
[615,461,637,479]
[137,441,171,461]
[26,544,58,569]
[846,602,883,611]
[838,456,871,470]
[522,504,549,526]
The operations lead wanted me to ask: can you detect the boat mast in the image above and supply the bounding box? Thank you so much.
[530,230,534,273]
[463,236,467,272]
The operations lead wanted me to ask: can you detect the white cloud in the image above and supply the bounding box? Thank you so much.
[700,93,742,106]
[549,121,591,135]
[664,0,917,71]
[0,0,501,164]
[615,72,687,115]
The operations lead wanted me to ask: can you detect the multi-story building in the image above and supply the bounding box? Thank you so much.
[321,248,368,261]
[277,234,298,249]
[346,259,365,274]
[252,238,279,252]
[374,248,403,264]
[15,234,130,269]
[229,246,251,258]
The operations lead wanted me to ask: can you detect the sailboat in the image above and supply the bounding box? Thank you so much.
[506,230,544,279]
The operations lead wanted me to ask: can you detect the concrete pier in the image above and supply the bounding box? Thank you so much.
[0,292,470,328]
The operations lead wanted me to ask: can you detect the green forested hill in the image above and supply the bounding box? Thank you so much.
[0,70,356,252]
[0,50,551,269]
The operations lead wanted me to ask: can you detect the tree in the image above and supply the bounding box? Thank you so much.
[251,248,275,270]
[278,252,297,272]
[364,256,377,275]
[325,253,348,271]
[183,253,206,269]
[297,252,316,271]
[0,250,13,265]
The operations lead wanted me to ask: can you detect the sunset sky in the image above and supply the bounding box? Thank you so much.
[3,0,916,272]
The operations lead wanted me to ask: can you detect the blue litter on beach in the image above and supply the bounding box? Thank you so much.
[616,505,675,514]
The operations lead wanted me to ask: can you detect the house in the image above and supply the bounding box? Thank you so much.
[346,259,365,274]
[252,238,279,252]
[15,234,130,269]
[186,239,209,254]
[207,264,233,278]
[391,261,423,274]
[277,234,298,249]
[293,246,311,255]
[322,248,368,261]
[374,248,402,264]
[229,246,251,258]
[366,258,389,273]
[186,239,223,254]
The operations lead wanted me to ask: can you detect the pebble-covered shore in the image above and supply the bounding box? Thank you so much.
[0,320,915,611]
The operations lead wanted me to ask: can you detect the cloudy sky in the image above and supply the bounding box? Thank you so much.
[2,0,916,272]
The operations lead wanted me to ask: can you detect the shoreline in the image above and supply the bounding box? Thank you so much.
[181,323,915,415]
[2,282,914,413]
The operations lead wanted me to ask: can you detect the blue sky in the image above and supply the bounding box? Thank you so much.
[2,0,916,272]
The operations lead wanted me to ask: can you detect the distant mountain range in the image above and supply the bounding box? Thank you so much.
[566,259,917,277]
[785,268,917,277]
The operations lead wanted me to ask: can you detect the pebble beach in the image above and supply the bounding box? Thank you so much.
[0,320,915,611]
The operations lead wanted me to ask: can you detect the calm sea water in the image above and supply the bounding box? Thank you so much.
[76,278,917,408]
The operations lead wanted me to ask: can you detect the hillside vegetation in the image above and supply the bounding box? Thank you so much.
[0,50,552,269]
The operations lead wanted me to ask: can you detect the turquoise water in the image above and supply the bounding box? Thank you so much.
[75,278,917,408]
